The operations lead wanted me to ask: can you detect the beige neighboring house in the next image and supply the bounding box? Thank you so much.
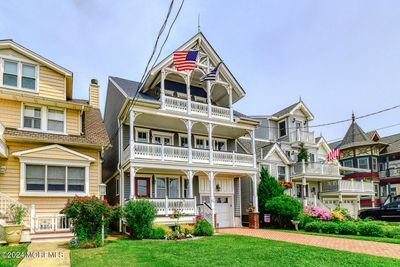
[0,39,109,241]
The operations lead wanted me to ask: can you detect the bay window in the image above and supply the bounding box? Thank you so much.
[25,164,86,193]
[2,60,37,90]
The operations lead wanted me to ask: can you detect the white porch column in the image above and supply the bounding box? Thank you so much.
[302,177,307,206]
[252,174,259,213]
[186,74,191,114]
[130,166,136,200]
[209,171,215,226]
[160,69,166,109]
[120,170,125,205]
[187,120,193,163]
[371,195,375,208]
[129,109,135,160]
[207,81,212,118]
[228,85,233,122]
[250,130,256,168]
[357,195,361,210]
[188,170,194,198]
[208,123,213,164]
[339,193,343,207]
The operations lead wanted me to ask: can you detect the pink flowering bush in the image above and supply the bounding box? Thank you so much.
[304,205,332,221]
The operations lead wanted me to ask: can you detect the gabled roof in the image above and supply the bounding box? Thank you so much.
[262,143,292,165]
[380,133,400,155]
[0,39,73,99]
[271,100,314,120]
[237,138,291,164]
[109,76,156,101]
[143,32,246,103]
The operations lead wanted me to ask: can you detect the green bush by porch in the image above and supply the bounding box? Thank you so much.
[124,199,156,240]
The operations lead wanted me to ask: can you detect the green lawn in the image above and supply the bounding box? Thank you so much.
[0,244,28,267]
[71,234,400,267]
[269,228,400,244]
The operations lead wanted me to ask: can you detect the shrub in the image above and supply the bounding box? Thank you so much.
[150,224,172,239]
[194,219,214,236]
[297,212,316,229]
[333,206,352,220]
[304,206,332,221]
[257,167,284,215]
[338,221,358,235]
[265,195,303,228]
[9,204,28,225]
[320,222,340,234]
[304,221,322,233]
[179,224,195,235]
[384,227,400,239]
[62,196,119,247]
[123,199,156,240]
[357,223,385,237]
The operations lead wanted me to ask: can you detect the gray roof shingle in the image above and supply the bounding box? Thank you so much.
[110,76,157,101]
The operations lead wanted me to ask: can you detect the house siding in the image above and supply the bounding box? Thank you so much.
[38,66,66,100]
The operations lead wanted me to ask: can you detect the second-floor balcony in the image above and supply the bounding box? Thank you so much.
[164,96,231,121]
[291,161,341,178]
[122,143,254,168]
[321,180,375,194]
[379,168,400,179]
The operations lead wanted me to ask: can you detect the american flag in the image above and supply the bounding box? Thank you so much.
[327,145,340,161]
[173,50,198,71]
[200,62,222,81]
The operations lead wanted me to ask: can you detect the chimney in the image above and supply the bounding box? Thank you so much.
[89,79,100,109]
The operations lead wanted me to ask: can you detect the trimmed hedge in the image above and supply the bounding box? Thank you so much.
[357,223,384,237]
[194,219,214,236]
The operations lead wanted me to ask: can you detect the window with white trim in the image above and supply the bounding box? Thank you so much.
[277,166,286,181]
[156,177,179,198]
[179,134,188,147]
[23,105,41,129]
[47,109,65,132]
[152,131,174,145]
[156,178,166,198]
[278,120,287,137]
[2,60,37,90]
[135,128,149,143]
[195,137,209,149]
[213,139,227,151]
[169,178,179,198]
[25,164,86,193]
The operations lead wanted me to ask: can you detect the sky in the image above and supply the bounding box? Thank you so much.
[1,0,400,142]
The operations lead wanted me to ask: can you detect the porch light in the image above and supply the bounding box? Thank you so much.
[216,184,221,192]
[99,183,106,197]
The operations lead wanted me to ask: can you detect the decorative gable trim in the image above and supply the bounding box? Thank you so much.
[12,144,96,162]
[263,144,291,165]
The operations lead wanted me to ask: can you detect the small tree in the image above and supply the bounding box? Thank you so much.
[265,195,303,228]
[62,196,119,247]
[124,199,156,240]
[297,142,309,163]
[257,167,284,215]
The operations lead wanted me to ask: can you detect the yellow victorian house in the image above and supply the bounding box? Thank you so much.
[0,39,109,241]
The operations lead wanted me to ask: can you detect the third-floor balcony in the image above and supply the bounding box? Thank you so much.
[164,96,231,121]
[321,180,374,194]
[290,130,315,144]
[122,143,254,168]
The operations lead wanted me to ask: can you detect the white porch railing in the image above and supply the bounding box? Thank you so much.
[31,214,71,232]
[292,161,340,177]
[290,130,315,144]
[197,202,213,225]
[125,143,254,167]
[321,180,374,193]
[163,96,231,120]
[148,198,196,216]
[380,168,400,178]
[0,122,7,158]
[165,96,187,113]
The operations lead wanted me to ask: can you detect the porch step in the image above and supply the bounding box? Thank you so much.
[31,231,74,243]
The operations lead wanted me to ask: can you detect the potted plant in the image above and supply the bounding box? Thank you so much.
[4,204,27,245]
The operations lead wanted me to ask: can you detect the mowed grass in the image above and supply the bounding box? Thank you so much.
[71,234,400,267]
[0,244,28,267]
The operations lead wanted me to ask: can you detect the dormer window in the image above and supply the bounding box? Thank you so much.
[278,120,287,137]
[2,60,37,91]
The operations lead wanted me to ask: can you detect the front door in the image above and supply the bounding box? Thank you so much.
[135,177,150,198]
[215,196,233,228]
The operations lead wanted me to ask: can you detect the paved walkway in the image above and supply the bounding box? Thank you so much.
[219,228,400,259]
[18,242,70,267]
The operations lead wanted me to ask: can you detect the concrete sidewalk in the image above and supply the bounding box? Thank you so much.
[219,227,400,259]
[18,241,70,267]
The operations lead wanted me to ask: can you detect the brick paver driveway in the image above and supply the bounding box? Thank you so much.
[219,228,400,259]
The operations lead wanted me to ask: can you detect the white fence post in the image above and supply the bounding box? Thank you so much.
[30,204,35,234]
[165,196,169,216]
